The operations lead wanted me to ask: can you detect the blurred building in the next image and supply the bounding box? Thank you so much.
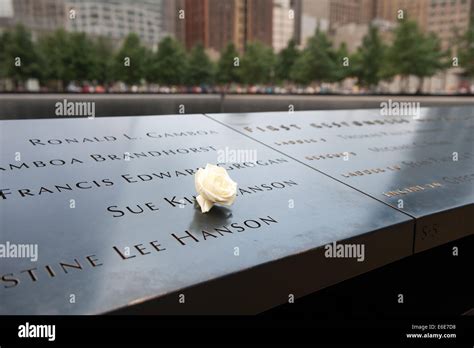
[326,0,473,52]
[332,23,368,52]
[66,0,173,48]
[0,0,14,30]
[234,0,246,51]
[174,0,185,44]
[184,0,238,54]
[0,0,13,18]
[374,0,472,50]
[425,0,472,50]
[297,0,330,47]
[246,0,273,46]
[183,0,207,50]
[373,0,473,93]
[162,0,178,39]
[183,0,272,54]
[300,0,373,52]
[375,0,429,31]
[295,0,375,48]
[1,0,66,37]
[291,0,302,43]
[209,0,241,53]
[273,0,294,52]
[329,0,375,29]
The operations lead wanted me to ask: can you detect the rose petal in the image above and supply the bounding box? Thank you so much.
[196,194,213,213]
[194,163,237,213]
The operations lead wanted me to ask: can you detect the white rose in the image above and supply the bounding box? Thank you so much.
[194,163,237,213]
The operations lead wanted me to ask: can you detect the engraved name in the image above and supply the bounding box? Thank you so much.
[28,130,219,147]
[1,215,278,289]
[382,182,442,197]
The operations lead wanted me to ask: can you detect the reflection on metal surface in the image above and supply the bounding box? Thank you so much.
[209,106,474,252]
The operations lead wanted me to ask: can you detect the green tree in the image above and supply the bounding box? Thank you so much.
[240,41,275,84]
[186,43,214,85]
[69,32,97,81]
[39,29,99,89]
[290,30,337,84]
[216,43,240,84]
[39,29,71,89]
[275,39,300,82]
[332,42,350,82]
[458,17,474,79]
[92,37,115,85]
[413,33,448,93]
[148,37,187,85]
[113,33,148,85]
[0,31,12,79]
[351,25,387,90]
[389,20,447,93]
[0,25,41,87]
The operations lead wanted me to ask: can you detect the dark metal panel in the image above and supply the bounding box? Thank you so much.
[0,114,412,314]
[208,107,474,252]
